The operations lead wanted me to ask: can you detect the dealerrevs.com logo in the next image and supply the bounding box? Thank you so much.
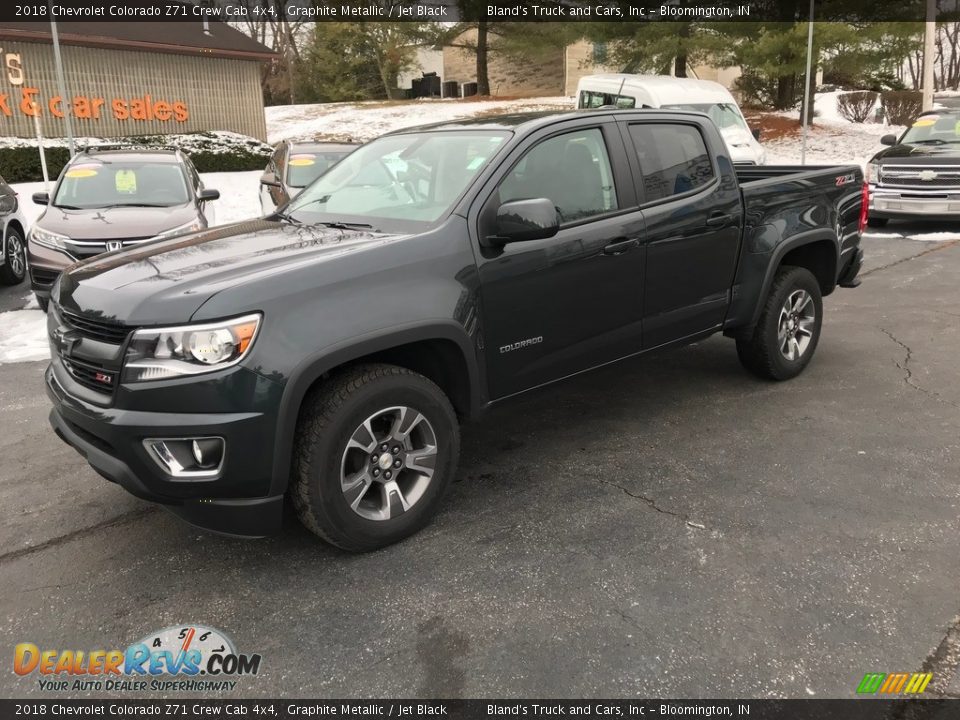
[13,625,262,693]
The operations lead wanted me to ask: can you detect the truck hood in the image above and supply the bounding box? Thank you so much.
[871,143,960,164]
[56,219,405,325]
[38,204,200,240]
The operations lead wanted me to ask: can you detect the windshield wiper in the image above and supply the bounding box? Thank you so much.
[273,211,303,226]
[53,203,82,210]
[317,221,374,230]
[99,202,172,208]
[910,139,947,145]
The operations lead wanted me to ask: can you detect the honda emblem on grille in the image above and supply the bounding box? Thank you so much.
[106,241,123,252]
[918,170,938,181]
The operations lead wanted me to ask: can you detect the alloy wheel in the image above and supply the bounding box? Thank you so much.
[7,234,25,280]
[339,405,438,521]
[778,289,816,361]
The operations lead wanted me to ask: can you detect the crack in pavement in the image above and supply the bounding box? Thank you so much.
[0,507,157,566]
[860,239,959,278]
[921,614,960,697]
[879,327,960,409]
[595,477,706,530]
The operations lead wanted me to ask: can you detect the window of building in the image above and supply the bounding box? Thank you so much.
[627,123,715,202]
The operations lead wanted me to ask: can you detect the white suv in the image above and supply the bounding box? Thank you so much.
[0,175,28,286]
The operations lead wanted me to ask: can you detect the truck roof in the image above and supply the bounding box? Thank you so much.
[386,108,711,137]
[576,73,736,106]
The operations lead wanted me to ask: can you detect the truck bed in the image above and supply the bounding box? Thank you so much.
[735,165,854,186]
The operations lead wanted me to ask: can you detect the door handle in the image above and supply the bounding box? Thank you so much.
[705,213,733,228]
[602,238,639,256]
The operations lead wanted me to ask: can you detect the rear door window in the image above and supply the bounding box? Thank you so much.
[627,123,715,202]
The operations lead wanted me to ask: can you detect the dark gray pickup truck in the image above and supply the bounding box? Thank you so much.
[45,110,866,551]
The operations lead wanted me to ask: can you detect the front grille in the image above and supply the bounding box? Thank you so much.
[881,164,960,190]
[65,237,153,260]
[30,267,59,287]
[61,309,131,345]
[62,357,117,395]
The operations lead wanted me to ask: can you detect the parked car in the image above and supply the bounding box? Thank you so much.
[576,73,767,165]
[0,174,28,286]
[27,146,219,311]
[45,110,865,551]
[259,140,358,214]
[866,109,960,227]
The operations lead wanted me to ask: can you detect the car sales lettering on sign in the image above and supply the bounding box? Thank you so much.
[0,48,189,123]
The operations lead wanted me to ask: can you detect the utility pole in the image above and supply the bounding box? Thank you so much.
[800,0,815,165]
[921,0,935,111]
[49,13,76,156]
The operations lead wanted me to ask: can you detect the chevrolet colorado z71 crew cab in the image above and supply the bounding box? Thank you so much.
[45,110,866,551]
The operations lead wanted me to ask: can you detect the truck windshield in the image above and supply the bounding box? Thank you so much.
[285,131,508,229]
[662,103,750,132]
[900,114,960,144]
[53,160,190,209]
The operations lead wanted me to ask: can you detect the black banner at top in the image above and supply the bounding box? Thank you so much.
[0,0,955,23]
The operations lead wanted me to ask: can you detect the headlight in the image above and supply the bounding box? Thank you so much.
[867,161,881,184]
[30,227,70,251]
[122,313,261,382]
[153,219,203,240]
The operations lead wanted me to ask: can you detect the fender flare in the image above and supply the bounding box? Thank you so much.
[268,320,482,495]
[748,229,840,329]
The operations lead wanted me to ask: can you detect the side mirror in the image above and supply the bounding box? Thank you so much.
[880,134,898,146]
[492,198,559,244]
[260,171,281,188]
[198,188,220,201]
[751,127,762,141]
[32,192,49,205]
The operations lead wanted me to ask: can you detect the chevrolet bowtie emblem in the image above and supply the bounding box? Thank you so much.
[53,328,80,357]
[918,170,938,181]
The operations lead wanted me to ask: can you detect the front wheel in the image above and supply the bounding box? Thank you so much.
[0,227,26,285]
[736,266,823,381]
[291,364,460,551]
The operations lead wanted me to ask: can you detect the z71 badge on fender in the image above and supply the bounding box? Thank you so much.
[500,336,543,353]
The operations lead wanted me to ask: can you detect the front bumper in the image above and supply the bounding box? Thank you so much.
[869,187,960,218]
[46,362,284,538]
[27,242,70,300]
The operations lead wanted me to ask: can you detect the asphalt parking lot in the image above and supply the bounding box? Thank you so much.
[1,230,959,699]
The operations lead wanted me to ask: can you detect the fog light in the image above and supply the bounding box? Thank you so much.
[192,438,223,469]
[144,437,225,480]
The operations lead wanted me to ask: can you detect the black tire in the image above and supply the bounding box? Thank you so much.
[867,217,888,228]
[37,296,49,313]
[736,266,823,381]
[291,363,460,552]
[0,227,26,286]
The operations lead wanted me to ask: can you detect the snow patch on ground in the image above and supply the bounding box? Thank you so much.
[0,130,271,157]
[0,308,48,364]
[265,96,572,144]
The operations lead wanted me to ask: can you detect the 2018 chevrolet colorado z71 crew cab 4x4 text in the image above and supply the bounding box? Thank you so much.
[45,110,866,551]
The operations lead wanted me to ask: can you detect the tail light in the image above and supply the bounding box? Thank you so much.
[858,181,869,234]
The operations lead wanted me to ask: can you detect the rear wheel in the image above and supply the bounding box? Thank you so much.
[0,227,26,285]
[867,217,888,228]
[736,266,823,381]
[291,364,459,551]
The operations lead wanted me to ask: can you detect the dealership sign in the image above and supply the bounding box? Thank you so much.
[0,47,190,123]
